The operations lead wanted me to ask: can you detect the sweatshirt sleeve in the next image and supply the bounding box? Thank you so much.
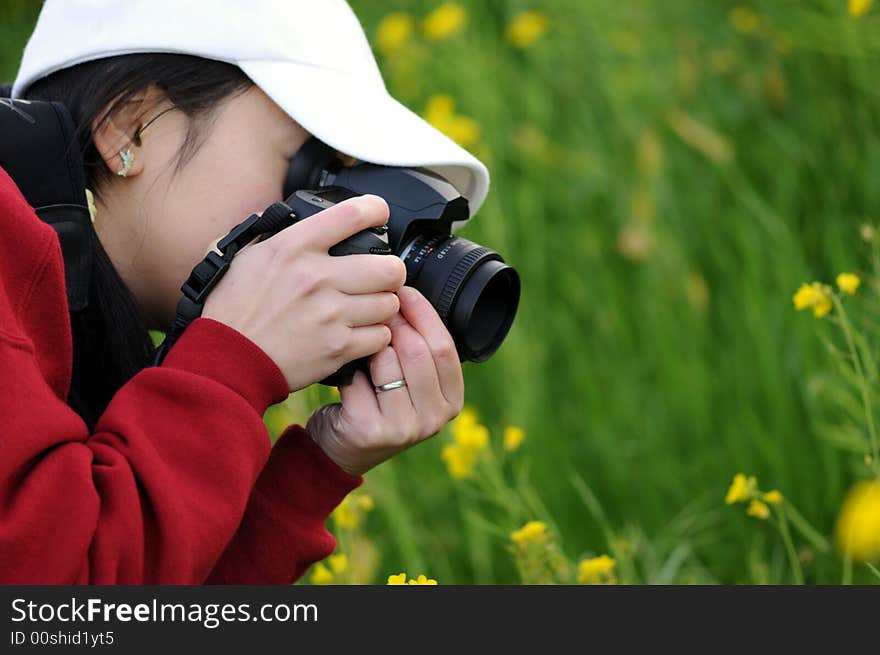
[205,423,363,585]
[0,314,290,584]
[0,166,361,585]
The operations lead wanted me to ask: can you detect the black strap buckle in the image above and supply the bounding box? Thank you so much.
[181,250,231,305]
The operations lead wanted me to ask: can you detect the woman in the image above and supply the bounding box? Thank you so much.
[0,0,488,584]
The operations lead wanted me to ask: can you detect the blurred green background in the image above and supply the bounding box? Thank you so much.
[2,0,879,584]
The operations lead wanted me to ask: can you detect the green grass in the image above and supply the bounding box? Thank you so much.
[3,0,879,583]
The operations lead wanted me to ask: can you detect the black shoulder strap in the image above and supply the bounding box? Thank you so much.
[0,92,93,311]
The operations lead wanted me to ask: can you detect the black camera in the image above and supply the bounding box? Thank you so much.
[277,137,521,388]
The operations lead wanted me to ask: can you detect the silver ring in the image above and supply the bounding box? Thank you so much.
[375,379,407,393]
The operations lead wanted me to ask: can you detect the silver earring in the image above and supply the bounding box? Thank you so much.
[117,148,134,177]
[85,188,97,224]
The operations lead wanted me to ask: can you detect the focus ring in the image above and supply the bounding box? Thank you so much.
[436,246,491,321]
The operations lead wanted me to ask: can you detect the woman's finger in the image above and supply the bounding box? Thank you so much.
[369,345,415,421]
[339,291,400,327]
[396,286,464,411]
[346,324,393,363]
[330,254,407,294]
[387,310,448,428]
[338,368,380,416]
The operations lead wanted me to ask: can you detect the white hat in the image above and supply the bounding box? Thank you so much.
[11,0,490,218]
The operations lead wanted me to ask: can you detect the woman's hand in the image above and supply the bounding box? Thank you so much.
[201,195,406,393]
[305,286,465,477]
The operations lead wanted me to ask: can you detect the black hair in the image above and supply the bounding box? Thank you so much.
[21,54,254,430]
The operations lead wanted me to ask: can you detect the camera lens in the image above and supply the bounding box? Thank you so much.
[402,234,520,362]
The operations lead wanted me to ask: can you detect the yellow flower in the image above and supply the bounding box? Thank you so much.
[442,409,490,478]
[422,3,467,41]
[387,572,437,584]
[332,496,359,529]
[328,553,348,575]
[505,11,550,49]
[422,93,455,127]
[422,94,480,148]
[762,489,784,505]
[576,555,617,584]
[456,423,489,449]
[424,93,455,123]
[746,499,771,520]
[510,520,548,546]
[455,405,479,428]
[725,473,758,504]
[812,288,833,318]
[310,562,333,585]
[332,493,374,530]
[836,273,860,296]
[503,425,525,452]
[441,442,478,478]
[376,12,415,57]
[849,0,874,18]
[835,479,880,562]
[442,117,479,148]
[792,282,833,318]
[729,6,760,34]
[387,572,408,585]
[451,407,480,441]
[407,574,438,585]
[792,283,820,311]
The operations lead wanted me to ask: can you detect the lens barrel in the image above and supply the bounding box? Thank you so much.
[402,233,520,362]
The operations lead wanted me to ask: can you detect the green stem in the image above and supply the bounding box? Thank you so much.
[777,505,804,585]
[783,501,831,553]
[335,527,352,585]
[832,295,880,476]
[843,555,853,586]
[476,447,525,522]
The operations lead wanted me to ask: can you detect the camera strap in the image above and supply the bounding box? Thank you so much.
[0,95,94,311]
[150,201,297,366]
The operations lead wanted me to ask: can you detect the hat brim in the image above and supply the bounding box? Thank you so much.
[238,59,490,227]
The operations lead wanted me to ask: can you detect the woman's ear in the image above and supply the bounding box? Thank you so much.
[91,87,166,179]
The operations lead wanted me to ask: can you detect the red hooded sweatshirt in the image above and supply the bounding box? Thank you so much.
[0,166,363,584]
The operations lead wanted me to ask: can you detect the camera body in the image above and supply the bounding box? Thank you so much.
[280,138,521,388]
